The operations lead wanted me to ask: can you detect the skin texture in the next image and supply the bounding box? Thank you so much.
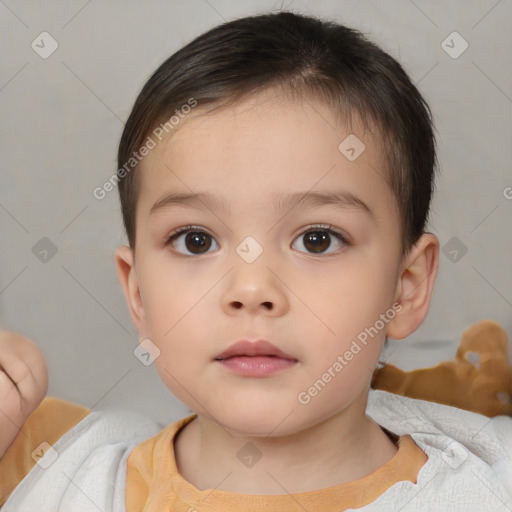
[0,330,48,459]
[115,88,439,494]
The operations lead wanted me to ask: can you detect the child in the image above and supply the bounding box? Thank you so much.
[1,10,512,512]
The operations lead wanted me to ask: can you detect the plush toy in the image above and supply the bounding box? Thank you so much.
[371,319,512,417]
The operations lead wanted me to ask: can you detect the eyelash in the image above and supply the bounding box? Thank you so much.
[163,224,350,255]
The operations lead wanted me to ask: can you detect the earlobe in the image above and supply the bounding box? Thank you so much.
[114,246,145,332]
[386,233,439,340]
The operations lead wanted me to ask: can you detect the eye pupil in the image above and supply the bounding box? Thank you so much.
[304,231,330,253]
[185,232,211,253]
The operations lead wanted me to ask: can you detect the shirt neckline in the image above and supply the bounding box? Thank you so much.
[140,413,429,510]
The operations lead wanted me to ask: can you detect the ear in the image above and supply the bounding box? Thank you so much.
[386,233,439,340]
[114,246,146,334]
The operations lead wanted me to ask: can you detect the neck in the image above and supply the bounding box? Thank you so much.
[174,402,398,495]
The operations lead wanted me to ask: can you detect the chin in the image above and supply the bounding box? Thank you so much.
[213,403,302,438]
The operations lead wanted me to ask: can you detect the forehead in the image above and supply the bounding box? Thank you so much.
[137,90,395,220]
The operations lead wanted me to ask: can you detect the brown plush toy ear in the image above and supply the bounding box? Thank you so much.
[371,320,512,417]
[455,320,512,416]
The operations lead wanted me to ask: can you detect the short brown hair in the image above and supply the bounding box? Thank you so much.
[118,11,437,254]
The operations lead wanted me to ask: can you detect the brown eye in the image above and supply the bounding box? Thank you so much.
[166,227,218,255]
[292,226,347,255]
[303,231,331,253]
[183,232,212,254]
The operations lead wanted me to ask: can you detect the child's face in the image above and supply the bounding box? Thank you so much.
[121,89,407,437]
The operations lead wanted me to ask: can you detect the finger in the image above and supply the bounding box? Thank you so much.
[0,364,18,389]
[0,369,21,411]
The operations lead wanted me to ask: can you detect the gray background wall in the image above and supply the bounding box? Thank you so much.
[1,0,511,426]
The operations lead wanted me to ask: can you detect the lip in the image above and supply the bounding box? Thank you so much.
[217,356,297,377]
[214,340,296,360]
[214,340,298,377]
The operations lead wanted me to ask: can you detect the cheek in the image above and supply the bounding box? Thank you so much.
[139,259,197,332]
[138,266,213,364]
[299,263,394,331]
[295,261,396,370]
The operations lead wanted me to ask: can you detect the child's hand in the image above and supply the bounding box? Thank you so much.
[0,330,48,459]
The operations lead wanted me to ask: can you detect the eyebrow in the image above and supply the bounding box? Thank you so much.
[150,190,374,218]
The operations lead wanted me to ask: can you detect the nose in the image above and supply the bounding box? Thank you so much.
[221,260,289,317]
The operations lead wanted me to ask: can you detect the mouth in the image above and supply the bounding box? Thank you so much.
[214,340,298,377]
